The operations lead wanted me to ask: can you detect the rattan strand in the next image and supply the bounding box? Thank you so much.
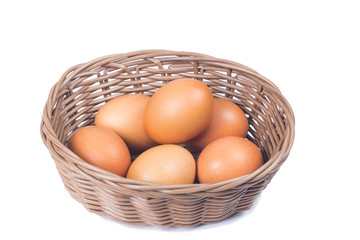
[41,50,295,227]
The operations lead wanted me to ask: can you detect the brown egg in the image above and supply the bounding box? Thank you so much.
[143,78,214,144]
[197,136,263,184]
[67,126,131,176]
[126,144,196,185]
[95,94,157,153]
[186,98,249,151]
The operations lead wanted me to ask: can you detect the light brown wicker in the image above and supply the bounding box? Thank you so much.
[40,49,295,227]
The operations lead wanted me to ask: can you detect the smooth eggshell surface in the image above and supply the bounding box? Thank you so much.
[126,144,196,185]
[186,98,248,151]
[143,78,214,144]
[197,136,263,184]
[68,126,131,176]
[95,94,157,153]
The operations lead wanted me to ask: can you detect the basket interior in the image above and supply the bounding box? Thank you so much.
[49,51,292,172]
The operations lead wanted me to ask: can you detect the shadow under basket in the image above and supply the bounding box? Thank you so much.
[40,49,295,227]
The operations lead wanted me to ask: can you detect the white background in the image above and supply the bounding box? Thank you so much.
[1,0,359,239]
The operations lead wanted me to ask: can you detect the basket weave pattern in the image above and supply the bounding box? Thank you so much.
[41,50,295,227]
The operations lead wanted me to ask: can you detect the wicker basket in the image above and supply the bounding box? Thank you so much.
[40,49,295,227]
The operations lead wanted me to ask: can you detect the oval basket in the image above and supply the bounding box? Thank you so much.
[40,49,295,227]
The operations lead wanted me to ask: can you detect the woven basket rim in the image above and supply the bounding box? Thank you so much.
[41,49,295,194]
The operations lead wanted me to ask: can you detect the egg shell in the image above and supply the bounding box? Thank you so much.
[186,98,249,151]
[126,144,196,185]
[197,136,263,184]
[143,78,214,144]
[95,94,157,153]
[67,126,131,176]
